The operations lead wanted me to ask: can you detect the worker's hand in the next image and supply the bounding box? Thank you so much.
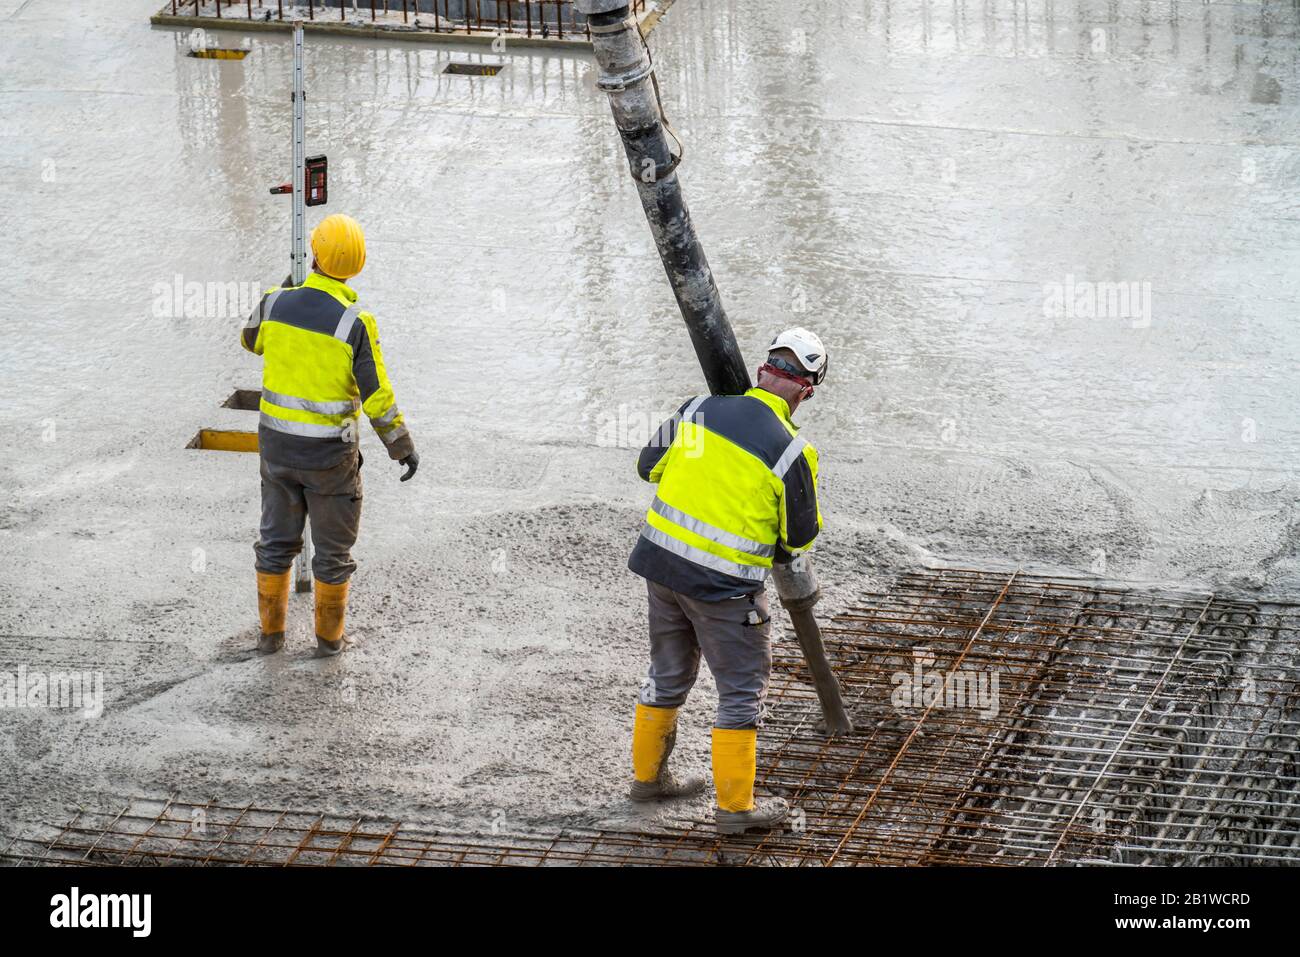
[399,452,419,482]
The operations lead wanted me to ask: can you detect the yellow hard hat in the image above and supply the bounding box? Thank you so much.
[311,213,367,280]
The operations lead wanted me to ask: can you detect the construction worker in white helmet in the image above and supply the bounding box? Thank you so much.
[240,213,419,657]
[626,328,827,834]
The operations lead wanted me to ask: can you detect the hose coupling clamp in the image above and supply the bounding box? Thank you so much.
[597,60,655,92]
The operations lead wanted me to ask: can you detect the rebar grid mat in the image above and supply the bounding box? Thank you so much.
[5,569,1298,866]
[786,569,1300,865]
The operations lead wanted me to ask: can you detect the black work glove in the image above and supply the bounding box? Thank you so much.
[399,452,419,482]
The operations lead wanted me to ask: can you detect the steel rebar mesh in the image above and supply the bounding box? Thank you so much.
[809,571,1300,865]
[5,569,1297,866]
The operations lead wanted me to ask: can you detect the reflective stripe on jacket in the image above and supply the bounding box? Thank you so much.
[240,272,413,469]
[628,388,821,601]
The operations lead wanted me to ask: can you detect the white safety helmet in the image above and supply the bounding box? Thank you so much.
[767,327,828,385]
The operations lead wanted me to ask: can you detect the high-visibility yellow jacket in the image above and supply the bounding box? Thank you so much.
[628,387,822,600]
[240,272,414,470]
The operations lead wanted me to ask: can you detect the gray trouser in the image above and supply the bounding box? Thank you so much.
[254,451,363,585]
[642,580,774,730]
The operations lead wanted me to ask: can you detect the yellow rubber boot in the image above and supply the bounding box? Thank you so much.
[712,727,788,834]
[314,578,350,657]
[255,569,292,654]
[629,703,706,801]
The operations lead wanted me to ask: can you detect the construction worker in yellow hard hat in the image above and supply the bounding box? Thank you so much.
[240,213,420,657]
[626,328,827,834]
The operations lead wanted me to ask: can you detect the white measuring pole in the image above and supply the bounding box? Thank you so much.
[291,21,307,286]
[290,20,313,593]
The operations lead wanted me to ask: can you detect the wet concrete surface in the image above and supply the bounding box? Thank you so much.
[2,0,1297,839]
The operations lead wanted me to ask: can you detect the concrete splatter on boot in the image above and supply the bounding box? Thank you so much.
[629,703,707,801]
[314,578,349,657]
[712,727,789,835]
[716,796,789,835]
[256,569,291,654]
